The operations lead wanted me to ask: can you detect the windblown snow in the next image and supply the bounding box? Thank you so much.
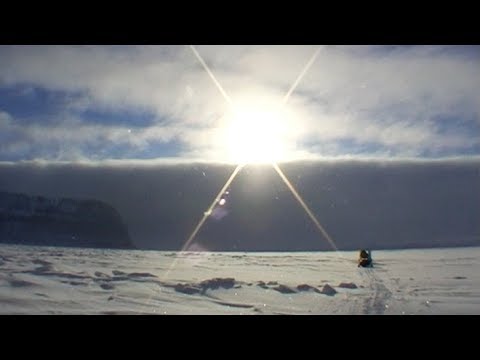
[1,244,479,314]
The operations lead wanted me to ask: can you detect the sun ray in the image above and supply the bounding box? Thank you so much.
[181,164,243,252]
[183,45,335,253]
[283,46,322,104]
[161,46,335,274]
[161,164,243,281]
[273,163,339,251]
[189,45,233,105]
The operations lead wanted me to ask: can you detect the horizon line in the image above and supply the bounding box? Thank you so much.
[1,155,480,167]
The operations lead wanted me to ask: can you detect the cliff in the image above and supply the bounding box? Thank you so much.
[0,191,134,249]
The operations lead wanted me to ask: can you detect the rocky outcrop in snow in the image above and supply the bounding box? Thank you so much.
[0,191,134,249]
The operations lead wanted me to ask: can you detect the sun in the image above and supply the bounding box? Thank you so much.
[220,98,295,164]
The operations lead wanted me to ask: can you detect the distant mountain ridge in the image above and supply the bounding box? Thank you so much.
[0,191,134,249]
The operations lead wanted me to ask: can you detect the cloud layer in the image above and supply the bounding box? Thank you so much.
[0,159,479,251]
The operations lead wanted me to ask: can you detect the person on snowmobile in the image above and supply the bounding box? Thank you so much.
[358,249,372,267]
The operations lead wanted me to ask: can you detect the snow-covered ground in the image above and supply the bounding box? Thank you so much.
[0,244,479,314]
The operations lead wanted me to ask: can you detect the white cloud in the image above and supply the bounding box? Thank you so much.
[0,111,184,161]
[0,45,479,161]
[0,110,12,125]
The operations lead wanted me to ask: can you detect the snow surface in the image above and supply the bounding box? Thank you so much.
[0,244,479,314]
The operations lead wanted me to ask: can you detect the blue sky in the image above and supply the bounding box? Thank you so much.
[0,45,479,163]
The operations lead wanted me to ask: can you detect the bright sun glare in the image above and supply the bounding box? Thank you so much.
[221,99,294,164]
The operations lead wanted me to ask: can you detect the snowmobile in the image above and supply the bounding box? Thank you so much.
[358,249,373,267]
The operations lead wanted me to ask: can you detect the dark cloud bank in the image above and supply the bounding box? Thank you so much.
[0,159,479,251]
